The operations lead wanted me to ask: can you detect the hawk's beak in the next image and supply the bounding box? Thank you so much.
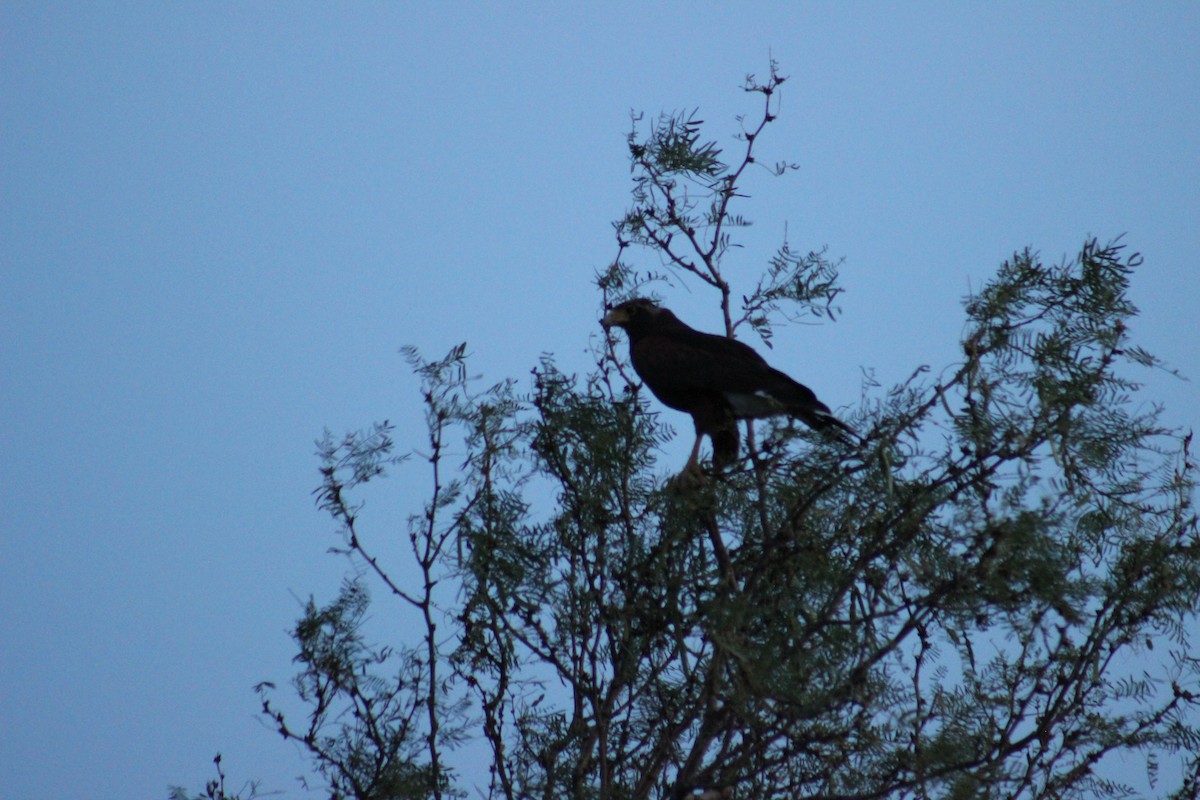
[601,308,624,330]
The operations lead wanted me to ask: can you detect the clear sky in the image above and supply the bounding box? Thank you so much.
[2,3,1197,798]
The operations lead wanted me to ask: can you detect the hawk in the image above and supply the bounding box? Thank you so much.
[602,298,855,476]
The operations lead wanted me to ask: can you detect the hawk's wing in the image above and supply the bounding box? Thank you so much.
[630,328,773,411]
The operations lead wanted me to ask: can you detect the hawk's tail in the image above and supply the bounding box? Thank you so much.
[767,368,859,446]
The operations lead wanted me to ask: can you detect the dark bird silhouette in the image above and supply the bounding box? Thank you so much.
[602,298,855,476]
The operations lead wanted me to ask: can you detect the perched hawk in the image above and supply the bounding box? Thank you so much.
[602,298,855,476]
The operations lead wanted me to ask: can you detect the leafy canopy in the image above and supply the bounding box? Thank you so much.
[176,63,1199,800]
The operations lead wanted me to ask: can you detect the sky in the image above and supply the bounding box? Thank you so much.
[2,3,1198,798]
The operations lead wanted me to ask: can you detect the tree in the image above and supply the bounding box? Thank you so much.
[178,63,1200,800]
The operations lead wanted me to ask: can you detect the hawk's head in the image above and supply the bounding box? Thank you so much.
[601,298,672,336]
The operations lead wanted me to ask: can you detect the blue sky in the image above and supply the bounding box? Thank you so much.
[2,4,1197,798]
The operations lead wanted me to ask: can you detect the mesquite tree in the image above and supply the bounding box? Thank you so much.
[177,64,1200,800]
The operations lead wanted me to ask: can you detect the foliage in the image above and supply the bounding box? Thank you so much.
[169,754,268,800]
[179,62,1200,800]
